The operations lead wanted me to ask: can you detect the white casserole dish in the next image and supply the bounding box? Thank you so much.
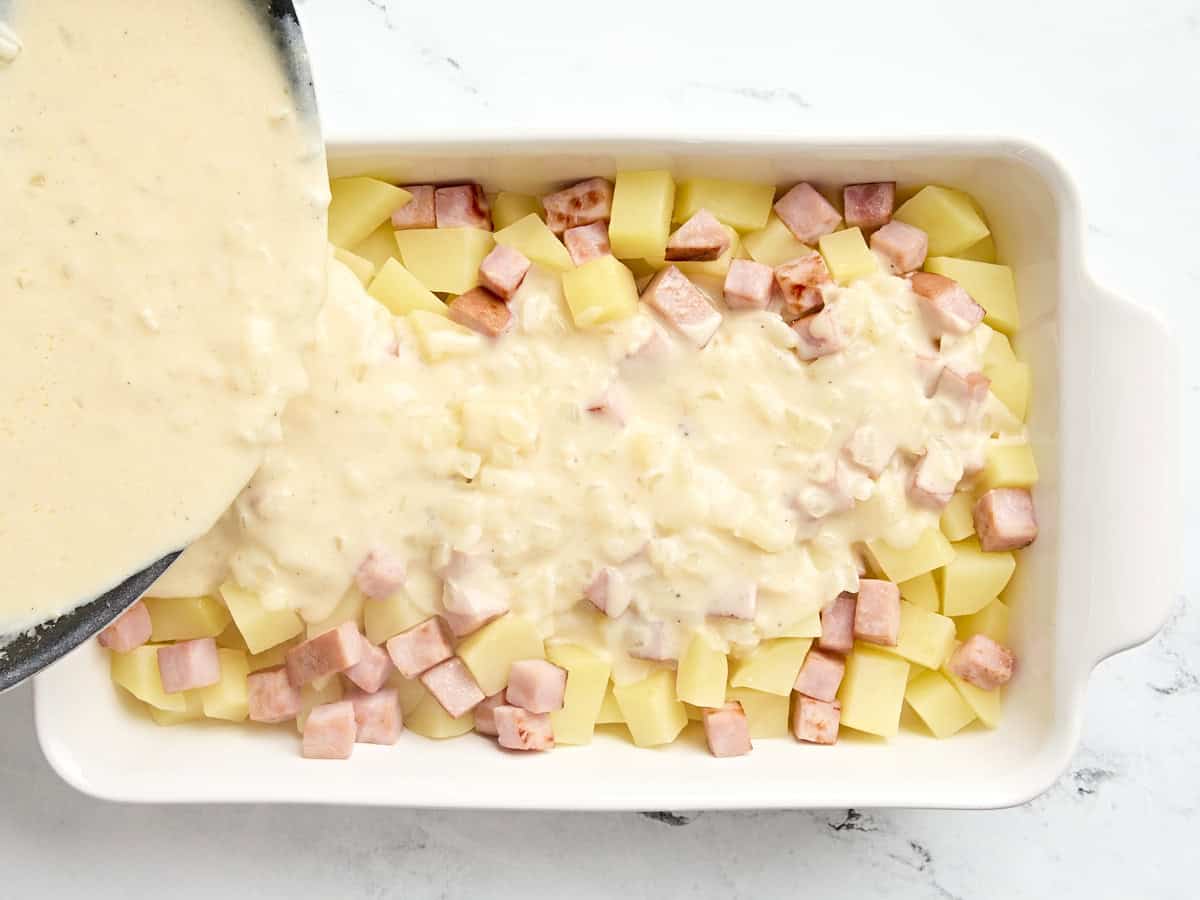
[34,137,1179,809]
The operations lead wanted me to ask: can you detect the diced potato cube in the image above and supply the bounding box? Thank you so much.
[352,222,403,271]
[110,644,186,711]
[987,361,1032,421]
[609,170,675,260]
[675,634,727,708]
[939,492,976,542]
[923,257,1019,334]
[778,612,823,638]
[215,622,248,652]
[546,643,612,745]
[247,639,296,673]
[954,598,1011,644]
[394,227,495,295]
[672,177,775,232]
[866,529,955,584]
[898,573,940,612]
[595,683,624,724]
[938,538,1016,617]
[728,638,812,696]
[333,247,377,286]
[368,258,448,317]
[198,648,250,722]
[983,331,1017,369]
[149,691,205,726]
[328,177,410,249]
[612,669,688,747]
[456,615,545,696]
[363,589,428,646]
[493,192,544,230]
[646,225,743,278]
[905,670,977,738]
[958,233,997,264]
[493,213,573,272]
[742,212,812,267]
[942,657,1002,727]
[977,442,1039,493]
[390,673,429,717]
[838,644,909,738]
[878,601,956,669]
[219,582,305,655]
[893,186,990,257]
[818,227,878,285]
[305,588,365,639]
[684,702,704,722]
[144,595,231,642]
[560,254,639,328]
[407,309,485,363]
[725,687,790,738]
[295,677,343,733]
[406,691,475,739]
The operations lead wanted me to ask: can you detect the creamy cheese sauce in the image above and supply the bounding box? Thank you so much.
[0,1,327,632]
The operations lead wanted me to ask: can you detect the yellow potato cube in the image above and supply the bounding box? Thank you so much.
[905,670,977,738]
[295,677,343,733]
[983,331,1017,369]
[867,529,955,585]
[547,643,612,745]
[954,598,1011,645]
[987,361,1032,421]
[144,595,231,642]
[898,573,940,612]
[493,192,544,230]
[939,492,976,542]
[110,644,185,711]
[198,648,250,722]
[456,615,545,696]
[394,227,495,295]
[725,687,790,738]
[977,442,1039,493]
[368,258,448,317]
[609,170,675,260]
[878,601,957,670]
[560,254,639,328]
[363,590,428,645]
[958,233,997,264]
[938,538,1016,617]
[924,257,1019,334]
[818,227,878,285]
[675,634,727,708]
[306,588,365,639]
[493,213,573,272]
[328,177,410,249]
[646,225,743,279]
[247,639,297,673]
[838,644,910,738]
[333,247,376,286]
[390,673,429,717]
[672,177,775,232]
[406,309,485,363]
[742,212,812,267]
[684,702,705,722]
[613,669,688,747]
[893,186,990,257]
[595,684,624,724]
[942,658,1002,727]
[215,622,248,652]
[352,222,403,271]
[406,692,475,739]
[778,612,823,638]
[218,582,305,655]
[728,638,812,697]
[149,691,205,726]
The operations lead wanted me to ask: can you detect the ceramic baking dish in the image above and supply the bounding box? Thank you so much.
[34,136,1179,809]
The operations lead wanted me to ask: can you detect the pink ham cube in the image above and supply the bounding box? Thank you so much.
[473,691,507,736]
[343,636,394,694]
[385,617,455,679]
[285,621,365,688]
[640,265,723,348]
[494,705,555,751]
[935,367,991,422]
[355,548,406,601]
[974,488,1039,552]
[909,446,963,510]
[723,259,774,310]
[665,209,730,262]
[871,220,928,274]
[792,308,846,361]
[419,656,485,718]
[844,424,897,478]
[156,637,220,693]
[448,287,512,338]
[843,182,895,230]
[793,648,846,702]
[97,600,152,653]
[247,667,303,723]
[542,177,613,235]
[584,566,632,619]
[702,701,752,758]
[853,579,901,647]
[817,592,856,655]
[774,252,831,321]
[948,634,1016,690]
[441,571,510,639]
[301,700,356,759]
[792,695,841,745]
[563,221,612,266]
[392,185,436,230]
[774,182,841,244]
[478,244,531,300]
[435,184,491,230]
[505,659,567,713]
[709,582,757,620]
[911,272,985,336]
[347,687,403,745]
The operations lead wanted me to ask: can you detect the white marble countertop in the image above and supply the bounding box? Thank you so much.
[3,0,1197,896]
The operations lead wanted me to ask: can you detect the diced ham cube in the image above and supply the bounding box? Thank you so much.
[702,701,752,758]
[948,634,1016,690]
[915,353,945,396]
[911,272,985,336]
[935,367,991,422]
[448,287,512,338]
[974,488,1039,552]
[286,621,365,688]
[640,265,723,348]
[817,592,856,655]
[494,705,555,751]
[442,585,509,638]
[774,252,832,321]
[584,566,632,619]
[505,659,567,713]
[723,259,774,310]
[355,548,406,601]
[156,637,221,693]
[628,620,676,662]
[435,184,491,230]
[853,579,901,647]
[343,636,394,693]
[478,244,531,300]
[419,656,485,718]
[347,687,403,745]
[774,182,841,244]
[247,667,303,723]
[792,308,846,361]
[586,382,631,426]
[386,617,455,678]
[795,458,858,520]
[665,209,730,262]
[392,185,436,230]
[97,600,152,653]
[843,182,895,230]
[301,701,356,759]
[871,220,928,274]
[793,648,846,702]
[844,424,897,478]
[542,177,614,235]
[563,221,611,266]
[473,691,507,736]
[792,695,841,745]
[909,440,964,510]
[624,321,673,364]
[709,582,757,620]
